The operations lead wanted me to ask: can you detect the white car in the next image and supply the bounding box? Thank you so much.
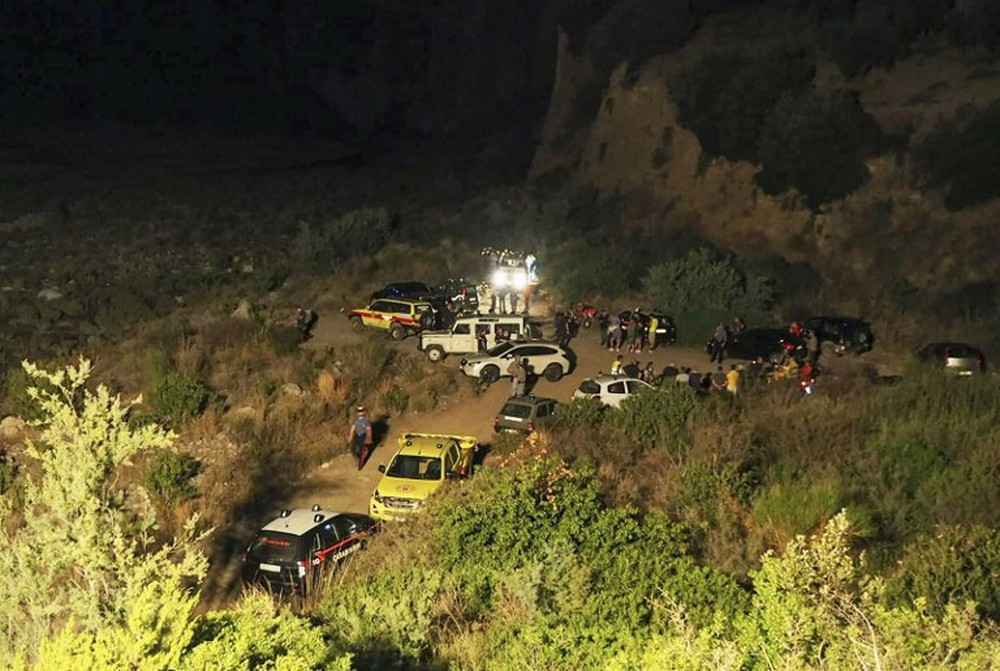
[573,375,652,408]
[459,341,571,384]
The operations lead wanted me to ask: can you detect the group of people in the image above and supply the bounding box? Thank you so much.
[599,309,664,353]
[706,317,746,363]
[552,310,581,348]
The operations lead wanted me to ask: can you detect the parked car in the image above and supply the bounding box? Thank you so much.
[803,316,874,355]
[573,375,653,408]
[347,298,435,340]
[493,395,559,433]
[434,277,479,312]
[242,507,378,594]
[419,314,540,362]
[617,310,677,345]
[916,342,986,376]
[369,433,479,521]
[459,341,572,384]
[726,328,804,363]
[370,282,434,302]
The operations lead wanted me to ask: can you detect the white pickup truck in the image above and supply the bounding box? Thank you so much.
[418,314,540,362]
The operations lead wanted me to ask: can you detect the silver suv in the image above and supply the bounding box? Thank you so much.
[459,341,572,383]
[419,314,537,362]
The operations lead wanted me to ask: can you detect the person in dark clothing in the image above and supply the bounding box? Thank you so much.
[711,366,727,393]
[661,362,679,380]
[623,359,641,378]
[296,307,317,341]
[553,311,567,346]
[709,323,728,364]
[597,309,611,346]
[688,370,703,392]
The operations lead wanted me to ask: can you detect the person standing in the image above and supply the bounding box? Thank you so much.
[726,364,741,395]
[648,314,659,350]
[507,358,526,396]
[348,406,373,470]
[553,311,567,346]
[805,329,820,365]
[626,313,639,354]
[710,323,728,364]
[598,309,610,347]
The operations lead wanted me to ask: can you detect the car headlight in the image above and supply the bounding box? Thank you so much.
[491,269,507,288]
[511,271,527,291]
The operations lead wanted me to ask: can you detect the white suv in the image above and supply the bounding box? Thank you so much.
[419,315,537,362]
[573,375,652,408]
[459,341,572,383]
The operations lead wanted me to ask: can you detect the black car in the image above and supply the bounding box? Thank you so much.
[726,328,804,363]
[370,282,434,302]
[803,316,874,354]
[617,310,677,345]
[243,507,378,594]
[434,277,479,313]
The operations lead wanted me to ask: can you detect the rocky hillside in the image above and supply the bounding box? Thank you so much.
[530,7,1000,300]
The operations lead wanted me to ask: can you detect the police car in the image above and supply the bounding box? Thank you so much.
[242,506,379,594]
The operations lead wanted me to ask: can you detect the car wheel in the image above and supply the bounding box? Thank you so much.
[426,345,445,363]
[480,365,500,384]
[389,324,407,341]
[544,364,563,382]
[350,316,363,331]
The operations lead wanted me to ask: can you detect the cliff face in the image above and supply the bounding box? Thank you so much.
[530,18,1000,294]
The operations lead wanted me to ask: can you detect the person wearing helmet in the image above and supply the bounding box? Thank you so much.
[348,406,373,470]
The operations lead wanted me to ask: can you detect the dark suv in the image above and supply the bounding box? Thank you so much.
[370,282,434,302]
[803,316,874,355]
[493,395,559,433]
[243,507,378,594]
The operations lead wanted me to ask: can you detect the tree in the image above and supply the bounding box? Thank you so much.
[756,90,882,208]
[0,358,207,661]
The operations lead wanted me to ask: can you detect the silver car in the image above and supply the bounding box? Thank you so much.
[916,342,986,376]
[459,341,571,384]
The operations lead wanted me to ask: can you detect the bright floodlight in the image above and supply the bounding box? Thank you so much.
[491,269,507,288]
[511,271,527,291]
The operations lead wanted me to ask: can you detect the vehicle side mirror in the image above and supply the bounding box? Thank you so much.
[377,464,386,473]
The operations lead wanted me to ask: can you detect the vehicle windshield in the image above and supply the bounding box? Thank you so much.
[386,455,443,480]
[487,342,515,357]
[500,402,532,418]
[247,532,303,563]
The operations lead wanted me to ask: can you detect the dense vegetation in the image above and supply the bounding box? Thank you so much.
[4,357,1000,668]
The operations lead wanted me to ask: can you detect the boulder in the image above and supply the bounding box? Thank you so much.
[231,299,254,320]
[0,416,27,442]
[280,383,305,398]
[36,288,64,302]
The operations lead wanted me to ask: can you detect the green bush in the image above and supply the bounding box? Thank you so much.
[148,351,210,425]
[642,249,774,342]
[914,101,1000,210]
[672,45,814,162]
[610,386,697,455]
[1,366,50,421]
[886,525,1000,620]
[752,476,844,541]
[756,89,883,208]
[552,397,607,430]
[144,449,201,504]
[266,324,302,355]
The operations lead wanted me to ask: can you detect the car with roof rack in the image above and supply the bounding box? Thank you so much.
[418,314,541,362]
[242,507,378,594]
[370,432,479,521]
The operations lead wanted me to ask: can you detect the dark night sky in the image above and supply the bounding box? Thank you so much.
[0,1,988,138]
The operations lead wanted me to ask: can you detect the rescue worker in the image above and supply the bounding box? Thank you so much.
[648,314,659,350]
[726,364,741,395]
[710,323,729,364]
[610,354,624,376]
[348,406,373,470]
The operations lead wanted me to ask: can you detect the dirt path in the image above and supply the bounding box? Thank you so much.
[200,299,896,607]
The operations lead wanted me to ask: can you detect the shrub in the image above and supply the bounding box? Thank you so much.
[642,249,775,342]
[610,386,697,455]
[291,206,393,273]
[914,101,1000,210]
[886,525,1000,621]
[144,449,201,504]
[552,397,606,430]
[1,366,49,421]
[756,89,883,208]
[266,324,302,355]
[672,45,814,162]
[751,476,844,544]
[148,351,210,425]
